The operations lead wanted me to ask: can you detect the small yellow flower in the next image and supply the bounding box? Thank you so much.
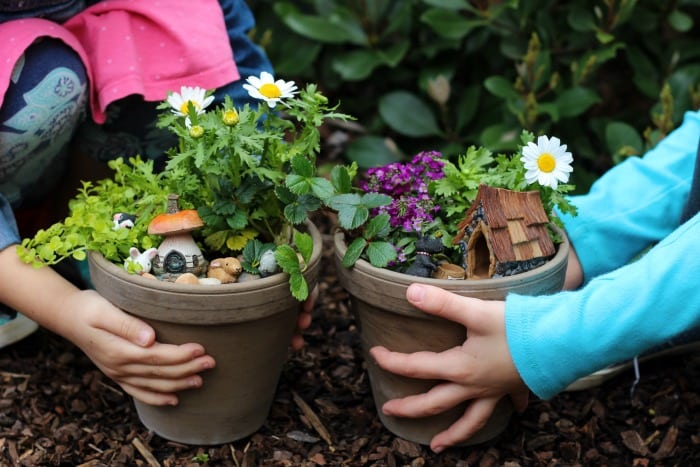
[243,72,297,108]
[167,86,214,117]
[222,108,239,126]
[520,135,573,189]
[188,124,204,139]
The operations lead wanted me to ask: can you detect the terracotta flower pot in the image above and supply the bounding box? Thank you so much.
[333,228,569,445]
[88,221,322,445]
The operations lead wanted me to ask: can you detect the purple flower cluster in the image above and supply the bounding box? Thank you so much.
[361,151,445,232]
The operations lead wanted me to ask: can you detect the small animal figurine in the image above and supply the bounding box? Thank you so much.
[113,213,137,230]
[124,247,158,275]
[405,235,444,278]
[207,257,243,284]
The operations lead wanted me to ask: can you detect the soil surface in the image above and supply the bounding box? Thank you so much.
[1,219,699,466]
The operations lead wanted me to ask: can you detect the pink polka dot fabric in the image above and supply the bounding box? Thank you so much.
[0,0,239,124]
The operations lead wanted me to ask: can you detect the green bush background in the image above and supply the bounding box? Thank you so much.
[249,0,700,192]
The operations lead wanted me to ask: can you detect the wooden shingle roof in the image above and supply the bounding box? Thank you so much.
[454,184,555,263]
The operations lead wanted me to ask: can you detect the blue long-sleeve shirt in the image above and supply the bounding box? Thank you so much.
[506,110,700,400]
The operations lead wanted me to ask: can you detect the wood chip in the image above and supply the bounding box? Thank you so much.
[621,430,650,456]
[653,426,678,460]
[292,390,334,451]
[131,437,161,467]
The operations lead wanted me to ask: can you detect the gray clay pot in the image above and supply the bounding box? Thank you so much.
[88,221,322,445]
[333,227,569,446]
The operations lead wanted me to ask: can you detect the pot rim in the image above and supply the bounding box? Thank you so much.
[89,219,323,295]
[333,224,569,289]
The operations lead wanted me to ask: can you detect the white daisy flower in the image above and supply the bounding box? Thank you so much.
[167,86,214,117]
[243,71,297,108]
[520,135,573,189]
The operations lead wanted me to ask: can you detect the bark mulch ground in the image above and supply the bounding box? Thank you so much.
[1,227,699,466]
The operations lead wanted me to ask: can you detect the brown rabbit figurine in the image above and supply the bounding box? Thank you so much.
[206,257,243,284]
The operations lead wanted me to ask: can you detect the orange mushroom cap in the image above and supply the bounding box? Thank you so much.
[148,194,204,235]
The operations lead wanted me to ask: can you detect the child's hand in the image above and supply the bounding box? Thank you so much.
[60,289,216,406]
[369,283,529,453]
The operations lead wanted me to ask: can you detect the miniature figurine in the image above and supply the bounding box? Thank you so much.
[124,247,158,275]
[148,194,208,280]
[453,184,555,278]
[113,212,136,230]
[207,257,243,284]
[405,235,444,278]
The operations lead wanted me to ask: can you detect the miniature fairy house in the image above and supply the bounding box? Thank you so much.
[453,184,555,279]
[148,194,208,280]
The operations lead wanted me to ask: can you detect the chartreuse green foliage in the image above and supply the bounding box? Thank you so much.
[18,157,169,267]
[251,0,700,186]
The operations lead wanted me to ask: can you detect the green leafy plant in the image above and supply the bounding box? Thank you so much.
[344,130,577,272]
[18,74,376,301]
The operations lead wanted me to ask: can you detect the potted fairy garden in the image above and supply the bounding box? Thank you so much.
[332,133,577,445]
[17,73,374,445]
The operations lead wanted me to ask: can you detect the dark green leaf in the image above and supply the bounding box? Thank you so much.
[362,193,393,209]
[483,76,520,100]
[286,174,311,195]
[274,3,367,45]
[554,87,601,118]
[341,237,367,268]
[225,210,248,230]
[330,165,353,193]
[605,121,643,158]
[421,8,485,40]
[366,241,398,268]
[290,154,314,177]
[566,6,597,32]
[309,177,335,201]
[379,91,444,138]
[294,231,313,265]
[284,194,321,225]
[275,185,297,204]
[332,50,384,81]
[454,85,481,134]
[337,205,368,230]
[274,244,301,273]
[289,272,308,301]
[364,213,391,239]
[668,9,693,32]
[328,193,361,211]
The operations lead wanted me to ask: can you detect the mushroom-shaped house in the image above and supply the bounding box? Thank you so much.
[453,184,555,279]
[148,194,208,280]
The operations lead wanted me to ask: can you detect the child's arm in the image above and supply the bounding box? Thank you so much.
[0,245,215,406]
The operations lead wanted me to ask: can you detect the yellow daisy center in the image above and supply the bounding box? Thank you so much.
[537,153,556,173]
[259,83,282,99]
[180,100,200,115]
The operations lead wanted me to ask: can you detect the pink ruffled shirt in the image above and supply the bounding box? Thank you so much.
[0,0,239,124]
